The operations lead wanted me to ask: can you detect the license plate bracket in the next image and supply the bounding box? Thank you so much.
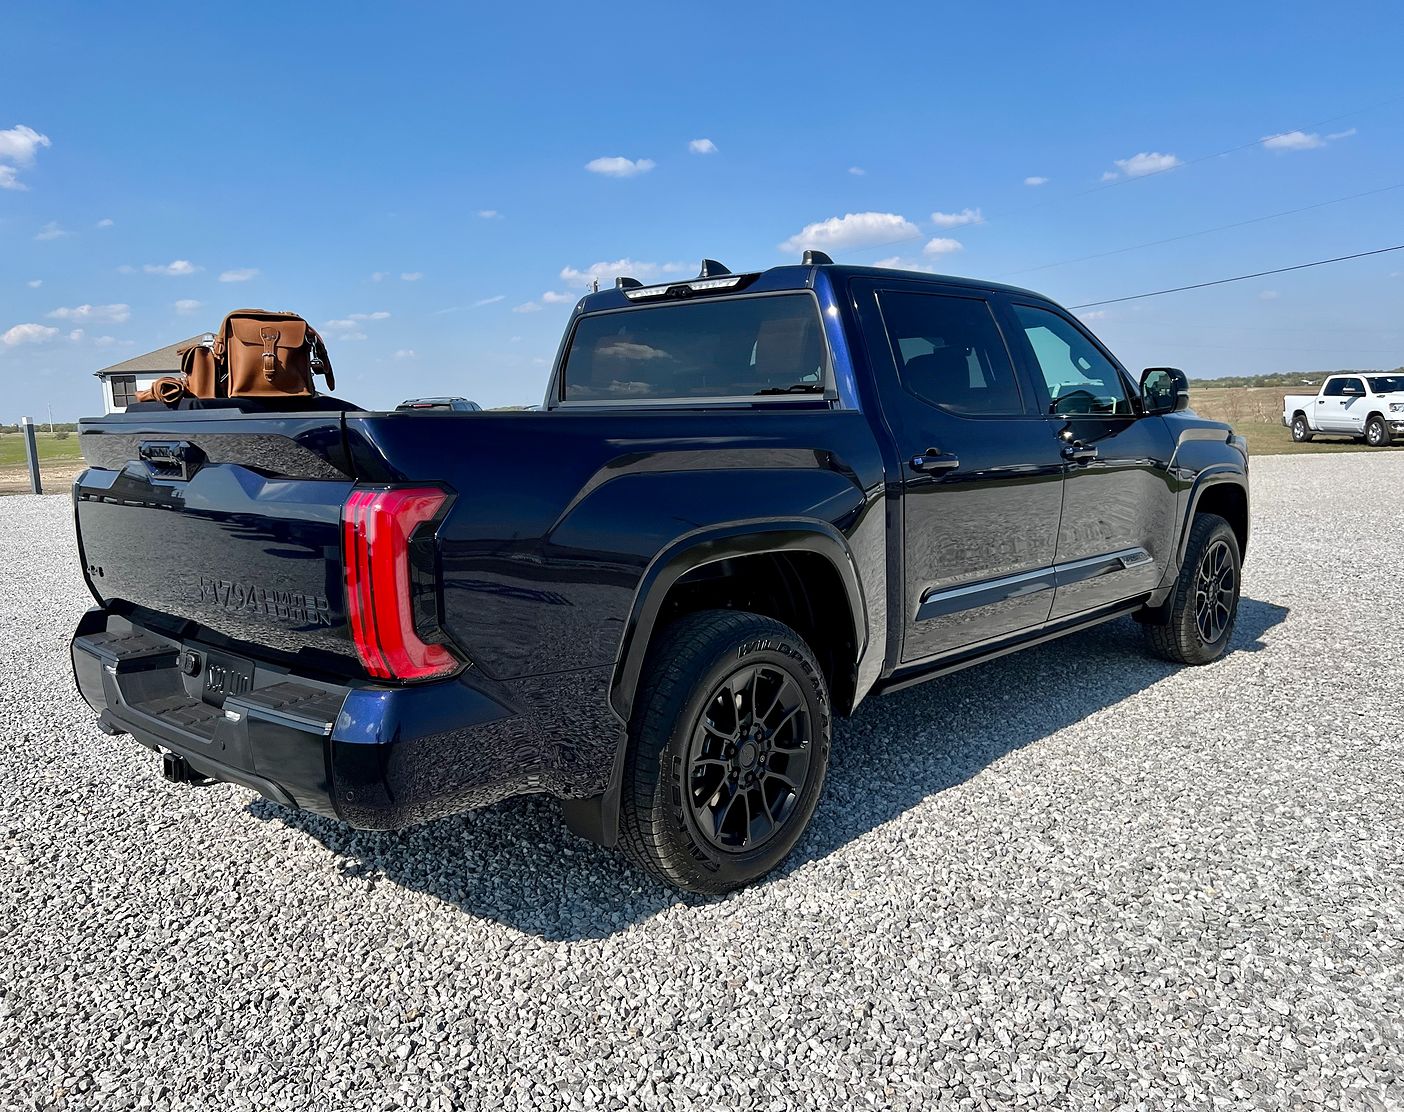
[201,650,255,707]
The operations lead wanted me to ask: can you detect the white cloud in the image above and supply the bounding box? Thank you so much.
[848,166,866,176]
[1108,151,1182,179]
[35,221,70,240]
[219,267,259,282]
[930,207,983,228]
[0,125,50,166]
[393,349,416,360]
[1262,130,1324,152]
[47,303,131,324]
[26,279,41,288]
[1099,171,1119,183]
[585,156,655,178]
[174,299,202,314]
[2,323,59,346]
[96,218,114,228]
[512,301,543,314]
[778,211,920,255]
[370,271,389,282]
[872,256,938,273]
[1024,176,1048,186]
[68,329,84,342]
[473,295,505,308]
[346,311,391,321]
[1326,127,1357,141]
[540,290,574,304]
[922,237,964,256]
[146,260,199,276]
[93,335,120,348]
[0,125,51,190]
[559,258,689,289]
[1258,289,1280,301]
[1078,310,1109,322]
[401,272,423,281]
[321,319,368,341]
[477,209,501,219]
[688,138,718,155]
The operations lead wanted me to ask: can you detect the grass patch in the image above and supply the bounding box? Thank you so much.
[0,432,84,467]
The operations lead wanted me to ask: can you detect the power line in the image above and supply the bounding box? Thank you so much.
[1068,244,1404,309]
[999,182,1404,277]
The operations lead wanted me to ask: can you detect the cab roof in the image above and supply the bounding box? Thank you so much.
[573,261,1054,314]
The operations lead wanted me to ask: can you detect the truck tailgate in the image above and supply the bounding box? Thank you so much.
[75,412,359,671]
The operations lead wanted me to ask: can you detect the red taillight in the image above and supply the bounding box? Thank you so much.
[341,487,461,681]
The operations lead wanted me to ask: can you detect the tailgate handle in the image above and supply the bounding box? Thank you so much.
[139,440,204,481]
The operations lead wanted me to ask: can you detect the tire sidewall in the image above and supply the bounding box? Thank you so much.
[659,630,831,888]
[1177,518,1242,663]
[1292,416,1309,442]
[1366,418,1386,447]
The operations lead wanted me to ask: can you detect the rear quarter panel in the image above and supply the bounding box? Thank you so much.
[345,410,888,683]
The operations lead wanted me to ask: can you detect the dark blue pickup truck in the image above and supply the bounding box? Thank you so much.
[70,256,1249,893]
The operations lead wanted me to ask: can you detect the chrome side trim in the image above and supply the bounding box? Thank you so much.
[915,547,1151,622]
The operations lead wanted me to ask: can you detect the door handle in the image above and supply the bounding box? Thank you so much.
[910,449,959,474]
[1061,441,1098,463]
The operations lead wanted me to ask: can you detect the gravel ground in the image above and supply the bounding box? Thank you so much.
[1,452,1401,1112]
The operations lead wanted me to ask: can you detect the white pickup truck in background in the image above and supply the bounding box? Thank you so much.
[1283,372,1404,447]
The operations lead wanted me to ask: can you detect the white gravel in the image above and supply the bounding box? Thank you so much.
[1,451,1401,1112]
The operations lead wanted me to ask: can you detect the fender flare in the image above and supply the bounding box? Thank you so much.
[609,519,870,724]
[1175,466,1249,567]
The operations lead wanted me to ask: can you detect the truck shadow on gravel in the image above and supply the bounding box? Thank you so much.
[251,597,1288,941]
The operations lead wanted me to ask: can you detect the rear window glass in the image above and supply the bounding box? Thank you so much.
[560,294,828,401]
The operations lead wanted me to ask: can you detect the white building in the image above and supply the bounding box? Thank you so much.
[93,336,204,413]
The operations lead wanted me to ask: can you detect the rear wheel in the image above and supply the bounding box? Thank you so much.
[1143,513,1242,665]
[1365,416,1392,447]
[620,609,831,894]
[1290,414,1313,443]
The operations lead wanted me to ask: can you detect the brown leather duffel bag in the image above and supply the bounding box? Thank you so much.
[178,337,219,397]
[211,309,335,397]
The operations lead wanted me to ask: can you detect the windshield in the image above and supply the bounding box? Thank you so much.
[1365,375,1404,393]
[560,293,828,402]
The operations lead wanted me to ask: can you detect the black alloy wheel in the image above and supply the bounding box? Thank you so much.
[1194,538,1236,645]
[620,609,831,894]
[686,662,813,853]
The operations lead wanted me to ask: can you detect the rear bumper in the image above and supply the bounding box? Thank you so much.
[71,609,621,830]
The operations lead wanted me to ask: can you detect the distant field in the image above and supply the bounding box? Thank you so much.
[0,432,85,494]
[0,431,83,466]
[1190,386,1404,455]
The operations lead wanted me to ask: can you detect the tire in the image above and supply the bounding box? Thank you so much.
[1365,416,1392,447]
[1290,414,1313,443]
[1142,513,1242,665]
[620,609,831,895]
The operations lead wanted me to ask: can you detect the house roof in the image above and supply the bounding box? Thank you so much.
[94,335,207,377]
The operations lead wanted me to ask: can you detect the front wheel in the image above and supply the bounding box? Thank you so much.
[1290,415,1313,443]
[1143,513,1242,665]
[620,609,831,895]
[1365,416,1392,447]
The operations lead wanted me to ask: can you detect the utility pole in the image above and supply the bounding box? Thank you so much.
[21,416,42,495]
[46,403,53,434]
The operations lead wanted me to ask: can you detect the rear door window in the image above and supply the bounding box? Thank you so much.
[560,293,828,402]
[876,291,1025,415]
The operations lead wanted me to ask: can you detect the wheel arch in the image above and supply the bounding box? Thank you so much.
[1181,471,1249,562]
[610,521,871,726]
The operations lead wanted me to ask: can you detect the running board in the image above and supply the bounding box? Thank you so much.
[875,599,1147,697]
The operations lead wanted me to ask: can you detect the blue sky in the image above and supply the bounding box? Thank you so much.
[2,1,1402,418]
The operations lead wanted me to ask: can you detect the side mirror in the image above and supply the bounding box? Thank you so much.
[1141,367,1189,415]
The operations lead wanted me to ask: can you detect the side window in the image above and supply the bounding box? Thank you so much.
[1346,378,1366,396]
[876,291,1024,415]
[1323,378,1345,397]
[109,374,138,409]
[1010,304,1133,417]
